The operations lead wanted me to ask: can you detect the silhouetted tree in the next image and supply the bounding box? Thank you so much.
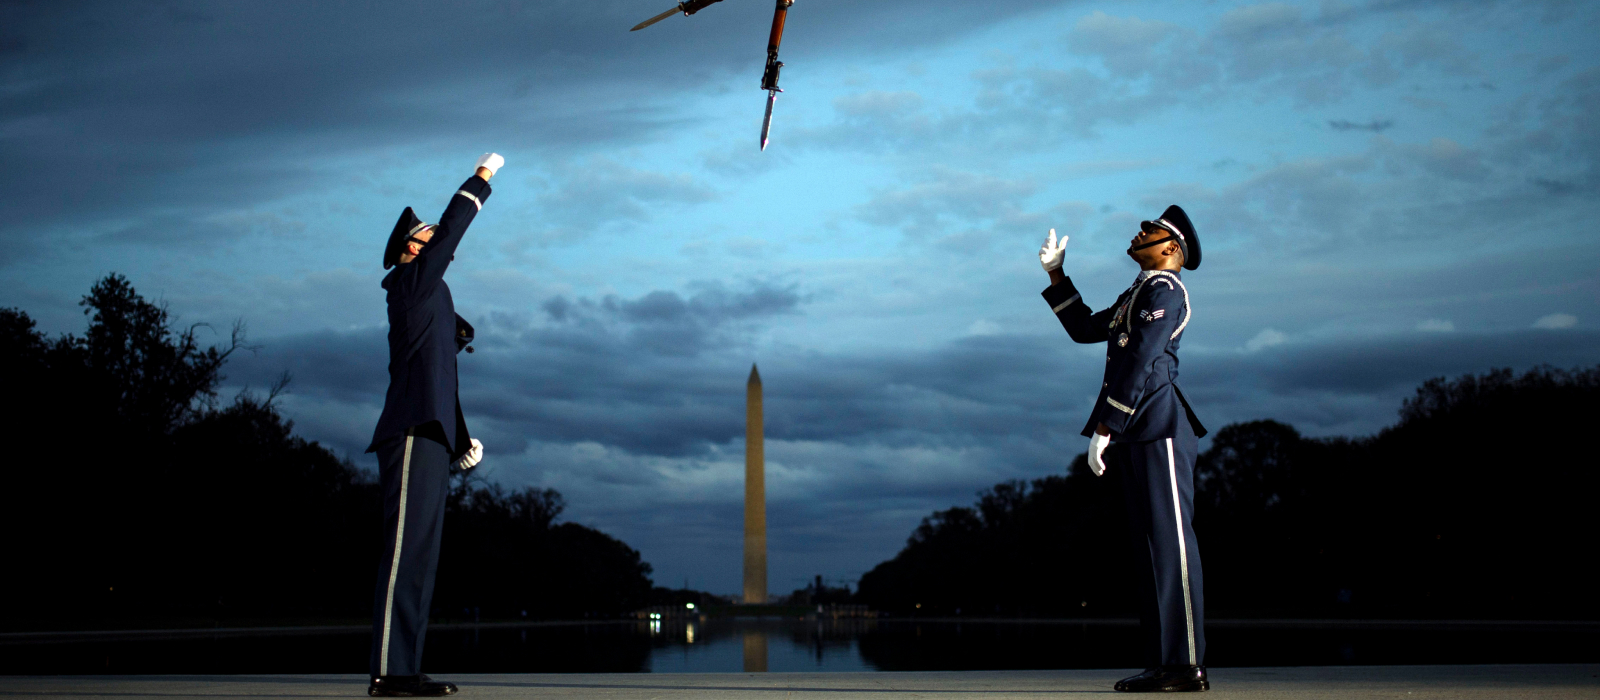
[860,365,1600,620]
[434,483,653,620]
[76,274,245,436]
[0,275,655,630]
[858,457,1132,617]
[1352,365,1600,617]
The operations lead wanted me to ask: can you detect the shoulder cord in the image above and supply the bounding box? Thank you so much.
[1123,270,1191,340]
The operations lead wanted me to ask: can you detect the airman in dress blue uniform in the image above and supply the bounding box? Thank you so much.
[364,153,502,698]
[1039,205,1210,693]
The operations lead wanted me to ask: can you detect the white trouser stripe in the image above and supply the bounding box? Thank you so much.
[1166,437,1197,665]
[378,432,414,677]
[455,189,481,210]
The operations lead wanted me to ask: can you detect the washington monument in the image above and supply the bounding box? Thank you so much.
[743,364,767,604]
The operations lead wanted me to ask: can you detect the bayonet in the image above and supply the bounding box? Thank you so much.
[629,0,725,32]
[759,90,778,151]
[627,0,797,151]
[758,0,793,151]
[630,6,679,31]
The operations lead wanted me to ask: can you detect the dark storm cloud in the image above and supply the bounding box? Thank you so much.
[232,272,1598,471]
[229,280,804,457]
[1329,119,1394,132]
[539,280,802,358]
[1532,177,1582,196]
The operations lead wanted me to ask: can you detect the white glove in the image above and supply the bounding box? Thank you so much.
[1088,431,1111,476]
[1039,228,1067,271]
[454,438,484,471]
[474,153,504,177]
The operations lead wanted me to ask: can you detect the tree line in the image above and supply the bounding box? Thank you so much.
[7,274,1590,627]
[857,364,1600,620]
[0,274,652,629]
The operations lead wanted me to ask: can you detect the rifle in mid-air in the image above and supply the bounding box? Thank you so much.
[757,0,793,151]
[629,0,726,31]
[629,0,798,151]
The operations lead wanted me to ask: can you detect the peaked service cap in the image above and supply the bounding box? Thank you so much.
[384,207,432,270]
[1140,204,1201,271]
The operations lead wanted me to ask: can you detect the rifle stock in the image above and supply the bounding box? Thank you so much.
[681,0,723,16]
[761,0,793,91]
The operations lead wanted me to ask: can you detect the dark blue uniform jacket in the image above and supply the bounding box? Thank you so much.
[366,175,491,459]
[1042,271,1207,442]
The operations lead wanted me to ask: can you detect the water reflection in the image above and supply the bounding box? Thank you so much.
[741,632,765,672]
[3,618,1595,674]
[643,617,874,673]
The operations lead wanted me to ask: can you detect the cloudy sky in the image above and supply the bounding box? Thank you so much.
[3,0,1596,596]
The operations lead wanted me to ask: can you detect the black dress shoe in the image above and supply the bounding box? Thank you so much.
[368,674,458,697]
[1115,665,1208,692]
[1115,668,1161,691]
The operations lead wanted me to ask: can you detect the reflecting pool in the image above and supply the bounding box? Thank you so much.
[4,617,1596,674]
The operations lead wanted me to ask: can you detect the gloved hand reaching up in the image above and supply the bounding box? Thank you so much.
[1039,228,1067,271]
[474,153,504,179]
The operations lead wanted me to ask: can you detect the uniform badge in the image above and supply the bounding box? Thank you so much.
[1140,309,1165,322]
[1117,333,1128,347]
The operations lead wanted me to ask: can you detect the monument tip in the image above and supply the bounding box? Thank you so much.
[748,363,761,385]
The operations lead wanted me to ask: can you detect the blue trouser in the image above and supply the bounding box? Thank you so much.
[1111,418,1205,668]
[370,428,451,678]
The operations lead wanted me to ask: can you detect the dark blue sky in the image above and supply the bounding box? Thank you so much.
[2,0,1596,596]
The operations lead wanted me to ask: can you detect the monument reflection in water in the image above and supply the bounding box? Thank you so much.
[644,617,873,673]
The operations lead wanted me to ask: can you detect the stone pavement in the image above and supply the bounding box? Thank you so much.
[4,665,1597,699]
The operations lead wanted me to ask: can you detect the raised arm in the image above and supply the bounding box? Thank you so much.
[1042,276,1114,344]
[1038,228,1113,343]
[393,155,502,301]
[409,174,492,284]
